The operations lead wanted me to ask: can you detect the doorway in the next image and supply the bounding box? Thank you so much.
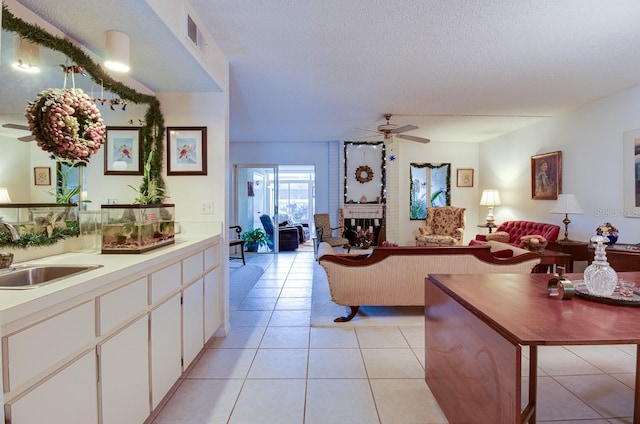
[234,165,315,253]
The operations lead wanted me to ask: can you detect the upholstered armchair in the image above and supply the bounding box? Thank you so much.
[415,206,466,246]
[313,213,351,252]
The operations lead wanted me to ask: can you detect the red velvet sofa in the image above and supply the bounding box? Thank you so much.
[471,220,561,247]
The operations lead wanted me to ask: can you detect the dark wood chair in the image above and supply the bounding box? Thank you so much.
[229,225,245,265]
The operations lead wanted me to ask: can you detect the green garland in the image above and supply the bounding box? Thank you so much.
[2,5,165,194]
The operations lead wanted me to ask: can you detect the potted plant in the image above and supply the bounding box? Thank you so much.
[241,228,270,252]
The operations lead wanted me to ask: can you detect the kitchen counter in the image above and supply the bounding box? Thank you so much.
[0,231,220,328]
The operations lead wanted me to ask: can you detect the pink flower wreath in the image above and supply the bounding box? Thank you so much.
[26,88,105,161]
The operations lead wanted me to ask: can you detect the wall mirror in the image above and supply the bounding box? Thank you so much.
[410,162,451,220]
[343,141,385,204]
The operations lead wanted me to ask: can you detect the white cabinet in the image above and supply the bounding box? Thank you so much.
[204,268,221,342]
[150,294,182,409]
[182,278,204,370]
[5,350,98,424]
[99,316,150,424]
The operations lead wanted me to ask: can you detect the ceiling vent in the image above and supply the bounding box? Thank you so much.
[185,12,205,52]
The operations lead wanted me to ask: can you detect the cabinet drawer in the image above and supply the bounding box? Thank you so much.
[150,262,181,303]
[99,277,148,335]
[204,244,220,271]
[182,252,204,284]
[3,301,95,392]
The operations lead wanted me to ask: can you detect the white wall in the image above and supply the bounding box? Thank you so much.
[392,139,480,245]
[480,84,640,244]
[229,141,333,224]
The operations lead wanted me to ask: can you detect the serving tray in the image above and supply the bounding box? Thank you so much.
[573,280,640,307]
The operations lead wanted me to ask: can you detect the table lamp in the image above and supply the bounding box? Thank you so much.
[479,189,501,225]
[0,187,11,203]
[549,193,583,241]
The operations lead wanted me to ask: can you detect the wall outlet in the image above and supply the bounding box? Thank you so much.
[201,201,214,215]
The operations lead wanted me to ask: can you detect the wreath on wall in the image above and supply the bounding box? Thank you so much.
[355,165,374,184]
[26,88,105,161]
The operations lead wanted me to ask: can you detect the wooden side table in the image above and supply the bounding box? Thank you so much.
[476,223,497,234]
[546,240,589,272]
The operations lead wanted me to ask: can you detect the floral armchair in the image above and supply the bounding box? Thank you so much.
[415,206,466,246]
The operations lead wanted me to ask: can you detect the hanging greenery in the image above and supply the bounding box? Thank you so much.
[1,4,165,194]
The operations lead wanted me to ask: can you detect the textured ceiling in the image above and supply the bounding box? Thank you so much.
[5,0,640,144]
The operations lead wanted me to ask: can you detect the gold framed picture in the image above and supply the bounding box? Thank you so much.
[34,167,51,186]
[456,168,474,187]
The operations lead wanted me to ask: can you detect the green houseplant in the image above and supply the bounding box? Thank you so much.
[241,228,270,252]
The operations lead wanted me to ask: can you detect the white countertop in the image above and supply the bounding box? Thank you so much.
[0,232,220,326]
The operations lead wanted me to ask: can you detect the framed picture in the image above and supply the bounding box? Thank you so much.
[104,127,142,175]
[456,168,474,187]
[531,151,562,200]
[167,127,208,175]
[623,129,640,217]
[34,167,51,186]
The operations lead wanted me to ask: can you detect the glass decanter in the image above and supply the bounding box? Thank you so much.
[583,235,618,296]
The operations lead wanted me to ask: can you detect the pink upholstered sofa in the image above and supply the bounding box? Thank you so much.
[472,220,560,247]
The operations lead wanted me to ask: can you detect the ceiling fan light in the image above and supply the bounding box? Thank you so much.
[105,30,130,72]
[12,36,40,74]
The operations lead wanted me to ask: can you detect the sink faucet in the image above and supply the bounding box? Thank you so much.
[0,219,19,241]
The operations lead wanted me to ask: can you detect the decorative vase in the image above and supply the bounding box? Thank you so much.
[584,236,618,296]
[607,235,618,245]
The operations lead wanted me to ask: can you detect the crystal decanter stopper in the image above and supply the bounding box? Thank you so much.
[584,235,618,296]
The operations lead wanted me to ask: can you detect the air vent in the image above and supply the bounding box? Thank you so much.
[187,14,198,46]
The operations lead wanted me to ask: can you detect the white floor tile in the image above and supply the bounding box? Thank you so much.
[268,310,311,326]
[370,379,448,424]
[207,326,266,349]
[310,327,358,348]
[361,348,425,379]
[229,379,306,424]
[308,348,367,378]
[186,348,256,379]
[356,327,410,348]
[247,348,308,379]
[259,326,310,348]
[305,379,379,424]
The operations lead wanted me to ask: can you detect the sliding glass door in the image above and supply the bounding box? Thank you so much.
[234,165,278,252]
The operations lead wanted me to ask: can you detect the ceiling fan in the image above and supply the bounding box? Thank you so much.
[1,123,35,142]
[371,113,430,144]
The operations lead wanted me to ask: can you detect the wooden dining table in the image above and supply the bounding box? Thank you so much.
[425,272,640,423]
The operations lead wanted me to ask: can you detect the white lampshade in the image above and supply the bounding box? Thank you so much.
[549,194,584,215]
[0,187,12,203]
[479,189,501,224]
[105,30,130,72]
[479,189,501,207]
[549,194,583,241]
[12,36,40,73]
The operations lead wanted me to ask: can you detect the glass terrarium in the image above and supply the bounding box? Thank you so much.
[0,203,79,246]
[101,204,175,254]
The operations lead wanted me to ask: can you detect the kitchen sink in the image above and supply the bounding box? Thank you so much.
[0,264,103,289]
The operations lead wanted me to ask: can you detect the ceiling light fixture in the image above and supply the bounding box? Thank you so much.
[12,36,40,74]
[104,30,130,73]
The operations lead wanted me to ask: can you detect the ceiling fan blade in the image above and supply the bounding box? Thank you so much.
[2,123,29,131]
[356,127,380,134]
[18,135,36,142]
[397,134,430,143]
[391,124,418,134]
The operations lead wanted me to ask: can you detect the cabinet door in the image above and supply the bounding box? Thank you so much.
[6,350,98,424]
[150,294,182,409]
[204,269,221,342]
[99,316,149,424]
[182,279,204,370]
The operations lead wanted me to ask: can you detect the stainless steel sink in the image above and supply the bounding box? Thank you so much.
[0,264,103,289]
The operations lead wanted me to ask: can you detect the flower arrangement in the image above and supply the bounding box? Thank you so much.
[596,222,618,237]
[355,229,374,248]
[25,88,105,161]
[381,240,398,247]
[520,234,548,252]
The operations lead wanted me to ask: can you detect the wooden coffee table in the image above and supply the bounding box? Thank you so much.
[425,272,640,423]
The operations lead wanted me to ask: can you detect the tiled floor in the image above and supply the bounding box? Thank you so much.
[151,249,636,423]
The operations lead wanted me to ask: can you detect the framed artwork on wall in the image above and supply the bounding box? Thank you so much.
[104,127,143,175]
[531,151,562,200]
[456,168,474,187]
[167,127,208,175]
[34,167,51,186]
